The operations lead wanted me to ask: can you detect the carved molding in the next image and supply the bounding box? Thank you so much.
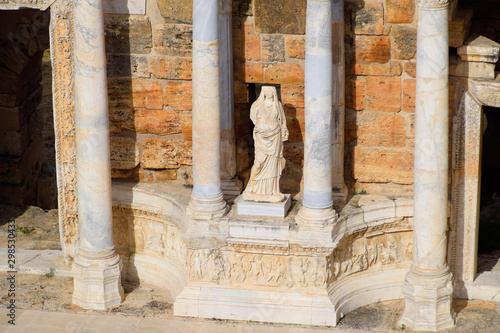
[330,228,413,283]
[0,0,57,10]
[417,0,449,7]
[188,249,330,289]
[50,0,78,259]
[112,208,188,269]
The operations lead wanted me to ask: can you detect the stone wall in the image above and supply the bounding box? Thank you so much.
[343,0,417,195]
[103,0,464,196]
[105,9,194,184]
[0,9,52,208]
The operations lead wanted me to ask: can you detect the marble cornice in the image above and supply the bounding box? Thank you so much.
[417,0,449,8]
[0,0,57,10]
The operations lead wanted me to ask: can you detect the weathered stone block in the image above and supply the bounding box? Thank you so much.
[154,24,192,57]
[357,112,407,148]
[234,81,249,104]
[105,16,152,54]
[404,62,416,78]
[108,78,163,110]
[180,111,192,141]
[353,146,414,184]
[449,56,496,80]
[109,109,135,133]
[150,56,192,80]
[283,143,304,167]
[285,108,305,143]
[265,63,304,85]
[345,108,357,143]
[457,34,500,63]
[139,168,178,181]
[285,35,305,59]
[110,136,140,170]
[134,110,182,135]
[233,0,253,17]
[0,135,42,184]
[164,80,192,111]
[107,54,149,78]
[353,36,391,64]
[234,61,265,83]
[385,0,415,24]
[281,85,304,108]
[234,103,252,138]
[254,0,306,34]
[141,138,192,169]
[0,86,41,131]
[366,77,401,112]
[352,62,402,76]
[392,25,417,61]
[156,0,192,23]
[403,79,416,113]
[347,1,385,35]
[0,125,30,156]
[233,19,261,61]
[261,34,285,62]
[346,77,366,111]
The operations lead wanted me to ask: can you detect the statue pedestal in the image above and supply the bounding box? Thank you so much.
[236,194,291,217]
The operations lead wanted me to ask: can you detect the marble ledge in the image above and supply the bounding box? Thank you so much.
[333,195,414,244]
[458,34,500,64]
[110,182,413,252]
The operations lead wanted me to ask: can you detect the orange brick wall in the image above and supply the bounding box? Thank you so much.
[105,0,424,196]
[344,0,417,195]
[105,15,193,185]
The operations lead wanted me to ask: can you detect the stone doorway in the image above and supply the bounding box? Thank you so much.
[0,8,57,210]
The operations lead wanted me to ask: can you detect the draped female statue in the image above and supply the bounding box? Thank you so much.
[243,86,288,203]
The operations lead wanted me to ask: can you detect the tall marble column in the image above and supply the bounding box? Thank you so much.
[72,0,123,309]
[401,0,455,330]
[219,0,241,195]
[187,0,228,219]
[295,0,336,244]
[331,0,347,203]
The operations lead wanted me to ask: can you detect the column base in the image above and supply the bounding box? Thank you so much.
[221,177,243,196]
[293,206,337,246]
[332,183,348,204]
[401,266,455,331]
[186,193,228,220]
[72,250,124,310]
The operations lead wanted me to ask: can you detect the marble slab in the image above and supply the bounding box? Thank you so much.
[236,194,291,217]
[103,0,146,14]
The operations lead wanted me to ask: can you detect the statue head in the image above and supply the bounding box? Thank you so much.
[260,86,277,102]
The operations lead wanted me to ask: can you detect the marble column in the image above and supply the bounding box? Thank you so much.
[295,0,336,244]
[219,0,242,195]
[187,0,228,219]
[401,0,455,330]
[72,0,123,309]
[331,0,347,203]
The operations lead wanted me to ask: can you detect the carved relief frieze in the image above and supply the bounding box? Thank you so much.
[112,207,188,268]
[50,0,78,259]
[188,249,331,290]
[330,231,413,283]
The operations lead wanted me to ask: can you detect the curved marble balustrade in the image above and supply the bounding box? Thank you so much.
[110,181,414,326]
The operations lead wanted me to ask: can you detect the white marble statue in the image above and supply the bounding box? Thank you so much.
[243,86,289,203]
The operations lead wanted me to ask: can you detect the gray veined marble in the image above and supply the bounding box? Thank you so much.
[401,2,455,330]
[72,0,124,310]
[187,0,228,220]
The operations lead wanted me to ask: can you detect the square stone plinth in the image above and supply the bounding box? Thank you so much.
[236,194,291,217]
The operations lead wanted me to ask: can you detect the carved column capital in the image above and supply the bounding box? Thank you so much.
[417,0,449,8]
